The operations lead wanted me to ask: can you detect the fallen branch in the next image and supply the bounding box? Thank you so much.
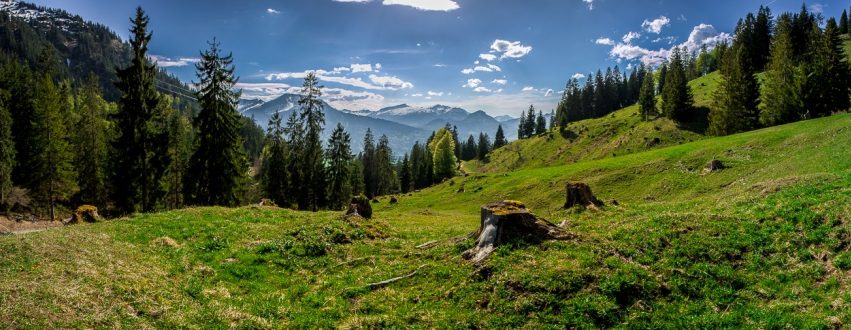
[415,240,439,249]
[366,265,426,290]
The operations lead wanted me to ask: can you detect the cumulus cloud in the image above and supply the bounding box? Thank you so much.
[679,23,731,52]
[149,55,200,67]
[463,78,482,88]
[267,8,280,14]
[642,16,671,34]
[479,53,497,62]
[595,38,615,46]
[368,74,414,89]
[427,90,444,96]
[473,86,492,93]
[350,63,373,73]
[522,86,536,92]
[490,39,533,60]
[236,82,385,110]
[608,23,731,66]
[382,0,459,11]
[582,0,594,10]
[461,63,502,74]
[491,79,507,85]
[265,70,413,91]
[571,73,586,80]
[622,31,641,43]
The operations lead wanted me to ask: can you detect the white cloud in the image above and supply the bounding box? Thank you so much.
[521,86,535,92]
[236,82,385,110]
[491,79,507,85]
[461,68,475,74]
[595,37,615,46]
[679,23,731,52]
[544,89,554,97]
[427,90,444,96]
[461,63,502,74]
[608,23,731,67]
[571,73,586,80]
[411,93,424,97]
[350,63,373,73]
[479,53,497,62]
[267,8,280,14]
[808,3,824,14]
[473,86,492,93]
[368,74,414,89]
[490,39,533,60]
[382,0,459,11]
[463,78,482,88]
[622,31,641,43]
[149,55,200,67]
[642,16,671,34]
[433,64,447,67]
[582,0,594,10]
[333,0,371,2]
[375,63,382,70]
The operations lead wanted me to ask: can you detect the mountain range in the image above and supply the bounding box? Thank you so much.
[240,95,531,154]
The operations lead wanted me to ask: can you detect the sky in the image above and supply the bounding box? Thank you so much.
[29,0,846,116]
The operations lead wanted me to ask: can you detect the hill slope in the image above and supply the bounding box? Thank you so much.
[1,112,849,328]
[467,72,720,173]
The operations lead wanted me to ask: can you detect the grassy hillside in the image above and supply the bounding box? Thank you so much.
[1,111,849,328]
[466,72,721,173]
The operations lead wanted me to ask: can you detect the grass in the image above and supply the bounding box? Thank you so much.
[466,72,720,173]
[0,113,850,328]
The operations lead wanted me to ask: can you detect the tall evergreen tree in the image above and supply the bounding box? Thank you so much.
[657,63,668,95]
[261,112,289,207]
[361,128,377,198]
[399,153,412,194]
[638,70,656,121]
[30,73,76,220]
[477,133,491,161]
[709,23,761,135]
[840,10,849,34]
[284,111,304,205]
[112,7,168,213]
[753,6,774,71]
[760,14,806,126]
[462,135,477,161]
[524,105,537,137]
[517,110,527,139]
[0,90,14,210]
[297,72,327,211]
[326,123,352,210]
[661,47,695,122]
[74,74,110,207]
[163,99,192,210]
[185,39,245,207]
[493,124,507,149]
[809,18,851,117]
[375,135,397,195]
[0,58,35,190]
[534,111,546,135]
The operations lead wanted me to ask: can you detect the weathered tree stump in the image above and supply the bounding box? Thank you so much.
[346,195,373,219]
[389,196,398,204]
[704,159,724,173]
[66,205,100,224]
[564,182,604,209]
[462,201,572,263]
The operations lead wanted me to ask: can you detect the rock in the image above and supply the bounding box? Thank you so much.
[564,182,604,209]
[462,201,573,263]
[704,159,725,173]
[66,205,100,224]
[389,196,398,204]
[346,195,373,219]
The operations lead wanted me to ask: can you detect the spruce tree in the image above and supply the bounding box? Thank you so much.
[0,90,14,210]
[638,70,656,121]
[463,135,477,161]
[112,7,168,213]
[326,123,352,210]
[284,111,304,205]
[163,99,192,210]
[810,18,850,116]
[375,135,396,195]
[760,14,806,126]
[517,109,527,139]
[661,47,695,122]
[297,72,327,211]
[524,105,537,137]
[75,74,110,207]
[185,39,246,207]
[349,158,364,197]
[261,112,289,207]
[841,10,849,34]
[657,63,668,95]
[399,153,412,194]
[534,111,546,135]
[361,128,376,198]
[0,59,35,189]
[753,6,774,71]
[477,133,491,161]
[31,73,76,220]
[709,24,761,136]
[493,124,507,149]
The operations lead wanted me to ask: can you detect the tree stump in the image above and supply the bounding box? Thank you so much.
[66,205,100,224]
[346,195,373,219]
[389,196,398,204]
[564,182,604,209]
[703,159,724,173]
[462,201,572,263]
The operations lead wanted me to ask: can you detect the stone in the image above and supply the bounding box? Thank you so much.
[564,182,604,209]
[346,195,373,219]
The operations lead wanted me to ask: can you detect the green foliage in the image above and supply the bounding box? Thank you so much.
[185,39,246,207]
[661,47,695,122]
[296,72,327,211]
[326,123,353,210]
[0,89,14,209]
[493,124,507,149]
[709,23,760,136]
[163,99,193,210]
[74,74,111,207]
[760,14,806,126]
[638,70,656,121]
[261,112,289,207]
[429,128,456,181]
[534,111,546,135]
[477,132,491,161]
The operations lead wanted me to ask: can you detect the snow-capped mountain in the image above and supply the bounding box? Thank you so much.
[364,104,471,128]
[240,95,431,154]
[493,115,517,123]
[0,0,93,34]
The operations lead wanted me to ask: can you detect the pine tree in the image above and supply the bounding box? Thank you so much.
[0,90,14,210]
[399,153,412,194]
[810,18,851,117]
[261,112,288,207]
[297,72,327,211]
[493,124,507,149]
[429,128,456,181]
[74,73,110,207]
[326,123,352,210]
[638,70,656,121]
[462,135,477,161]
[112,7,168,213]
[841,10,849,35]
[163,99,192,210]
[349,158,364,196]
[524,105,537,137]
[534,111,546,135]
[517,109,527,139]
[284,111,304,205]
[0,58,35,190]
[375,134,396,195]
[661,47,695,122]
[580,75,595,120]
[760,14,806,126]
[657,63,668,95]
[361,128,376,198]
[753,6,774,71]
[477,133,491,161]
[31,73,76,220]
[185,39,246,207]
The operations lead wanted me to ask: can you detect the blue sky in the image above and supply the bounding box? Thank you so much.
[30,0,844,116]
